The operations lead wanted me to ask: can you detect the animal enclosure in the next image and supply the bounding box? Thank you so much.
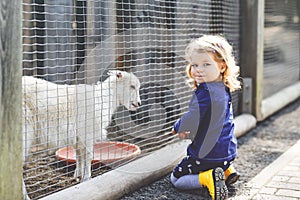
[20,0,300,199]
[21,1,241,199]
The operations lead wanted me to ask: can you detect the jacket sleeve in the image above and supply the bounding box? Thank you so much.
[173,91,210,136]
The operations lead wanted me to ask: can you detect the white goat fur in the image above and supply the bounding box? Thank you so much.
[22,70,141,199]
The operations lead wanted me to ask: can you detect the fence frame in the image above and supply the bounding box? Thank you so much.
[0,0,23,200]
[240,0,300,121]
[240,0,265,120]
[14,0,300,199]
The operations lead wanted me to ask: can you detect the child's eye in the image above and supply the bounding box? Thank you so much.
[191,63,210,68]
[203,63,210,67]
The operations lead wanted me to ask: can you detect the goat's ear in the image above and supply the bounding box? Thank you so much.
[107,70,123,79]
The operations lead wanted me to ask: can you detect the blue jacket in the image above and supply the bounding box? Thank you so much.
[173,82,237,162]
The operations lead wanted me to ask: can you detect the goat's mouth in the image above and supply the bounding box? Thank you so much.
[130,103,140,110]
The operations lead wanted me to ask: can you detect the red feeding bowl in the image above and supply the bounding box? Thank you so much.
[55,141,141,166]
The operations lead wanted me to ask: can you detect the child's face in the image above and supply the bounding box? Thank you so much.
[189,52,225,84]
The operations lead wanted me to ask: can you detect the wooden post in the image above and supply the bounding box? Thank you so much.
[0,0,23,200]
[240,0,265,120]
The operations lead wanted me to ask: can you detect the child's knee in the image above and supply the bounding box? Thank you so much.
[170,173,201,190]
[170,173,178,187]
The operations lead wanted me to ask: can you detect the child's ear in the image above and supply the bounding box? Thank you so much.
[220,62,226,73]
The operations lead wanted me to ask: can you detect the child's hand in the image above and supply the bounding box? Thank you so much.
[171,128,176,135]
[178,131,191,139]
[171,128,190,139]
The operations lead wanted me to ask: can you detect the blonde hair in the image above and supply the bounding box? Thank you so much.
[185,35,241,92]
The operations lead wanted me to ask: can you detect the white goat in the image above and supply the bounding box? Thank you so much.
[22,70,141,199]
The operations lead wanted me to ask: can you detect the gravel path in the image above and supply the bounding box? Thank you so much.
[120,98,300,200]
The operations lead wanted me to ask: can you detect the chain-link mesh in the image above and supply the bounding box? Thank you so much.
[22,0,240,199]
[263,0,300,98]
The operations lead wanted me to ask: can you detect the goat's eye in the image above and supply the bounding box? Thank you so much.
[130,85,136,90]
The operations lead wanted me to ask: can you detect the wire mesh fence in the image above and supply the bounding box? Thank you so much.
[22,0,241,199]
[263,0,300,98]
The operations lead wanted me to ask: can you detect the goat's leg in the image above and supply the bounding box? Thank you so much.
[82,139,93,181]
[95,129,107,142]
[101,129,108,141]
[74,145,92,181]
[74,146,82,179]
[81,154,92,182]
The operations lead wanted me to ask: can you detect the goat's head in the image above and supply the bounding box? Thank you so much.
[107,70,141,111]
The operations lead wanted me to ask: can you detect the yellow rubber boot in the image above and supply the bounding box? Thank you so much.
[224,165,240,186]
[198,167,228,200]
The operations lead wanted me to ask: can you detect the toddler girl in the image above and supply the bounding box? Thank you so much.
[171,35,241,200]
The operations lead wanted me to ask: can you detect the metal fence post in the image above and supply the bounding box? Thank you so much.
[0,0,23,199]
[240,0,265,120]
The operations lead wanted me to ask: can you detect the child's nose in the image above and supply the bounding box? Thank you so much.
[196,67,204,72]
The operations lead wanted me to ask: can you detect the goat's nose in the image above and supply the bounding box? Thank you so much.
[138,102,141,107]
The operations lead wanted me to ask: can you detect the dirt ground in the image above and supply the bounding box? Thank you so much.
[120,98,300,200]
